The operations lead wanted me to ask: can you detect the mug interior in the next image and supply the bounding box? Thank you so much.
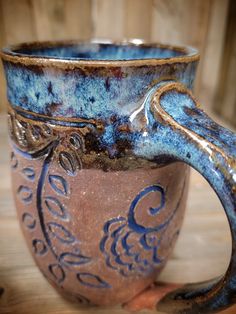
[2,40,197,62]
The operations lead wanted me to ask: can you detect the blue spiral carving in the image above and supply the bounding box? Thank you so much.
[128,185,165,233]
[100,182,185,277]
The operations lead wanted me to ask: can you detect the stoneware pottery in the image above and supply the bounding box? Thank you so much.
[1,40,236,314]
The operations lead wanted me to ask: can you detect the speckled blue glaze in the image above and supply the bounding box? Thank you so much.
[3,62,197,119]
[2,42,236,313]
[2,43,197,119]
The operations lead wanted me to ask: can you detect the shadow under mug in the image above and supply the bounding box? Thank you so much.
[1,40,236,314]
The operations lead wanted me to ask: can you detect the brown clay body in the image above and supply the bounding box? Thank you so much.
[12,139,189,305]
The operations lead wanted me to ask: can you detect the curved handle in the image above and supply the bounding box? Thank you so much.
[133,82,236,313]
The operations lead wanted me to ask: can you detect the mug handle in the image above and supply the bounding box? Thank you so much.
[136,82,236,313]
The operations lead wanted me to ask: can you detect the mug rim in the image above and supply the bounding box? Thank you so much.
[0,39,200,68]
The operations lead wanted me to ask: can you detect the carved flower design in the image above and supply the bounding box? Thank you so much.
[100,183,185,277]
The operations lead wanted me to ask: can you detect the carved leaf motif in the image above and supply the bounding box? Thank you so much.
[69,133,84,150]
[41,124,53,137]
[48,263,65,283]
[59,252,91,267]
[32,239,47,255]
[77,273,110,288]
[22,167,35,181]
[17,185,33,203]
[47,222,75,244]
[58,151,78,176]
[67,292,90,305]
[14,119,28,147]
[48,174,68,196]
[10,151,18,169]
[76,294,90,305]
[22,212,36,229]
[27,124,40,141]
[44,196,67,219]
[8,111,57,155]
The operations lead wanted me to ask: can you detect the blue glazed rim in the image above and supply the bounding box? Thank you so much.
[0,39,199,68]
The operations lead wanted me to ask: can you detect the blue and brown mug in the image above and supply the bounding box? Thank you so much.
[1,40,236,313]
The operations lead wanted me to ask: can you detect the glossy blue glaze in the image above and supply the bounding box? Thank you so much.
[2,43,197,119]
[3,61,197,119]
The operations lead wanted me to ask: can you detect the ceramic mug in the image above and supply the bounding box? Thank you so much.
[1,40,236,314]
